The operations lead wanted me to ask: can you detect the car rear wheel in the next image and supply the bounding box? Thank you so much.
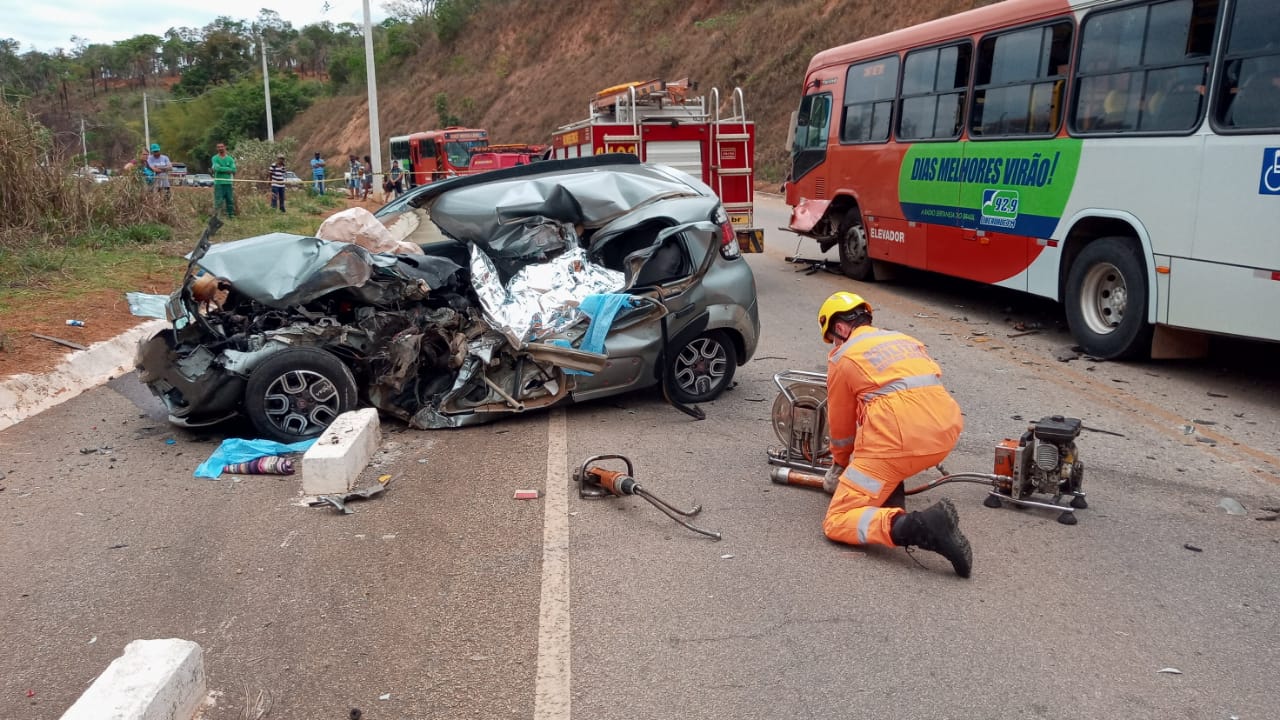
[667,331,737,404]
[243,348,359,442]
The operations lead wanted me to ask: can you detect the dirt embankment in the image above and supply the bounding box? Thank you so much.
[286,0,996,180]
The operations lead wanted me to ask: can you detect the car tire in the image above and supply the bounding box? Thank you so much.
[666,331,737,404]
[243,348,359,443]
[837,207,872,280]
[1064,237,1152,359]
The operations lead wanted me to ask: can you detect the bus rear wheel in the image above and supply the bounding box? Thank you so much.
[1064,237,1152,359]
[837,208,872,280]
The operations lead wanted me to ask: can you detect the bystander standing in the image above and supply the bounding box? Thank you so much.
[211,142,237,217]
[268,154,287,213]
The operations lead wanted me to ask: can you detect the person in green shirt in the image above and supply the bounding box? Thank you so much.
[210,142,237,217]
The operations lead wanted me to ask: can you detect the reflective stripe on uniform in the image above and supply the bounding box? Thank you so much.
[831,435,856,449]
[856,509,876,544]
[843,465,883,496]
[863,373,942,401]
[839,327,901,356]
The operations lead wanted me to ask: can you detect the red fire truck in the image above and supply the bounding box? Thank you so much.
[550,79,763,252]
[388,127,489,188]
[468,143,551,172]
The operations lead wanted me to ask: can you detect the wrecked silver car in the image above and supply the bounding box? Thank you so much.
[135,155,760,442]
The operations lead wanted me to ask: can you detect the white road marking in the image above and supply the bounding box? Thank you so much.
[534,408,571,719]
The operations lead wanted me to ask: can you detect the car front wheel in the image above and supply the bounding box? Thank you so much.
[243,348,359,442]
[666,331,737,404]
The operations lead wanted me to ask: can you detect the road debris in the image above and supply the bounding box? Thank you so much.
[1081,425,1125,438]
[1156,668,1183,675]
[1218,497,1247,516]
[379,693,391,701]
[194,437,317,479]
[513,489,541,500]
[31,332,88,351]
[1183,544,1203,552]
[1007,330,1040,338]
[913,313,937,319]
[1207,392,1229,398]
[308,482,389,515]
[223,457,294,475]
[1055,347,1080,362]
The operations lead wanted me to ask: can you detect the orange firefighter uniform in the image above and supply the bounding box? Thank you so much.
[823,326,963,547]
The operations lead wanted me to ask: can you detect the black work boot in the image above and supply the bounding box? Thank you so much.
[890,498,972,578]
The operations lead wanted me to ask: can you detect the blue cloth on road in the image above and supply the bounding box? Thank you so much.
[195,437,317,478]
[578,293,634,356]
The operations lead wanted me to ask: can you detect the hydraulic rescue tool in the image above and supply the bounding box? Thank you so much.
[573,454,722,539]
[766,370,1088,524]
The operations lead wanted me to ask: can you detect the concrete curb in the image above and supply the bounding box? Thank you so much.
[0,319,166,433]
[60,638,205,720]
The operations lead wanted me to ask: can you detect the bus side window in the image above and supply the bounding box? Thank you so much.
[1223,54,1280,129]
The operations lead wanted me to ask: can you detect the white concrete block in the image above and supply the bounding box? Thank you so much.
[302,408,381,495]
[61,638,205,720]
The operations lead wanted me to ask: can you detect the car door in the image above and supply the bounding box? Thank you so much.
[570,219,717,401]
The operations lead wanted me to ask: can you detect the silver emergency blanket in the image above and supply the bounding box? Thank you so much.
[470,241,624,347]
[430,170,700,250]
[192,232,460,309]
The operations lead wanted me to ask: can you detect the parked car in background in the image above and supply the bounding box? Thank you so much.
[135,155,760,441]
[284,171,302,188]
[170,162,188,185]
[188,174,214,187]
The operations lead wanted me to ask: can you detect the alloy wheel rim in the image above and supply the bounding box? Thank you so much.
[674,337,728,396]
[263,370,341,436]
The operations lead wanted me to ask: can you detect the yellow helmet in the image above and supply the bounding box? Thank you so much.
[818,291,872,342]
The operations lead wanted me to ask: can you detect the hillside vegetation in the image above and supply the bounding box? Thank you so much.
[287,0,998,181]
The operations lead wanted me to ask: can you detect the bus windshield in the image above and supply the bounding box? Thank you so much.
[445,140,487,169]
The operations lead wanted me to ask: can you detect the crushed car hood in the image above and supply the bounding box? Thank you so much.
[192,232,461,309]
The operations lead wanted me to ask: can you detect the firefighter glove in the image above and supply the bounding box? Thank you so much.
[823,463,845,495]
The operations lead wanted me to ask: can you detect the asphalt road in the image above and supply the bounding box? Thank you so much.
[1,194,1277,719]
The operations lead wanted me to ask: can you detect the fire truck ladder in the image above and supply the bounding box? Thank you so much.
[600,81,709,160]
[711,87,753,225]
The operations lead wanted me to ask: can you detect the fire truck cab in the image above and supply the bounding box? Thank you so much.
[551,79,763,252]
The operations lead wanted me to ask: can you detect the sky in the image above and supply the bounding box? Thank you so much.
[0,0,389,53]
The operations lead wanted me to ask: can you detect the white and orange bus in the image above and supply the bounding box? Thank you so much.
[783,0,1279,358]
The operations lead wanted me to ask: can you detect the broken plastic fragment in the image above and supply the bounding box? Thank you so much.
[1156,668,1183,675]
[1217,498,1246,516]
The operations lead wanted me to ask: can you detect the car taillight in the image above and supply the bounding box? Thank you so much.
[719,221,740,259]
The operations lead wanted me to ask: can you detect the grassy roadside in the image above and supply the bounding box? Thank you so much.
[0,186,347,372]
[0,187,346,315]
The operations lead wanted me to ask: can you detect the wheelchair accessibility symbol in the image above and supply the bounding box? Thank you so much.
[1261,148,1280,195]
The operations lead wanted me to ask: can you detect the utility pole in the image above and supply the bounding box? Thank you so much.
[362,0,383,202]
[260,34,274,142]
[80,117,88,170]
[143,92,151,151]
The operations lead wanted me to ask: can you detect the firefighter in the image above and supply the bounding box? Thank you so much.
[817,291,972,577]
